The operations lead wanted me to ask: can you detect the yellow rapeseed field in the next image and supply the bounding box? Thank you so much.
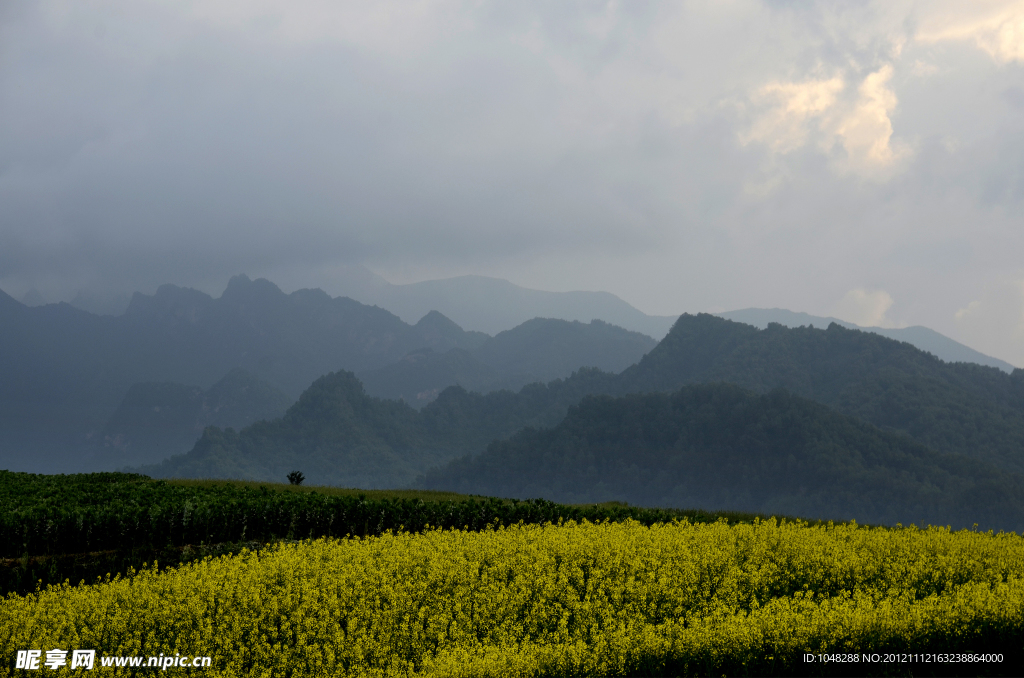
[2,519,1023,676]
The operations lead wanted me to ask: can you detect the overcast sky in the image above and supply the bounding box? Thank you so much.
[1,1,1023,365]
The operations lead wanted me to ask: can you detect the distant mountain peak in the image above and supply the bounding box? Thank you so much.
[124,284,214,322]
[220,274,285,303]
[282,370,386,429]
[415,309,466,331]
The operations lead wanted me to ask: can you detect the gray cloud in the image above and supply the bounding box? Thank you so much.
[1,0,1023,364]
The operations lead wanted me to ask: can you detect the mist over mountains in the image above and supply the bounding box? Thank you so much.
[0,275,472,471]
[4,270,1024,530]
[134,311,1024,530]
[0,275,659,472]
[302,265,680,338]
[30,267,1012,372]
[23,265,678,338]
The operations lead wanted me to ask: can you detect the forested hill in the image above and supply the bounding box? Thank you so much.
[138,368,621,488]
[151,312,1024,489]
[140,371,427,487]
[615,314,1024,473]
[417,384,1024,532]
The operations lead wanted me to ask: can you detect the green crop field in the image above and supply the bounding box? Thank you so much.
[0,471,754,597]
[166,478,476,503]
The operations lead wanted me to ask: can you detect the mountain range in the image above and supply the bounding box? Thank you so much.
[284,265,680,338]
[31,265,679,338]
[135,367,627,487]
[141,313,1024,530]
[4,268,1021,522]
[22,267,1014,369]
[0,276,659,472]
[0,275,472,471]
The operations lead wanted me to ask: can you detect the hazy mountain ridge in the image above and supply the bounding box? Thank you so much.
[358,318,656,406]
[5,270,1023,502]
[118,276,488,393]
[0,276,489,472]
[416,384,1024,531]
[358,349,506,407]
[0,276,663,473]
[718,308,1016,372]
[474,318,655,379]
[326,266,679,338]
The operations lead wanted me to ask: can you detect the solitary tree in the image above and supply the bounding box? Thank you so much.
[287,471,305,486]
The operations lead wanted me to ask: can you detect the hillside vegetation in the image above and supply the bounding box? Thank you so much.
[619,314,1024,472]
[140,368,622,486]
[717,308,1016,372]
[418,383,1024,532]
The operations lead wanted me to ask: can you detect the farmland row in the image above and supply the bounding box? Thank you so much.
[0,471,743,557]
